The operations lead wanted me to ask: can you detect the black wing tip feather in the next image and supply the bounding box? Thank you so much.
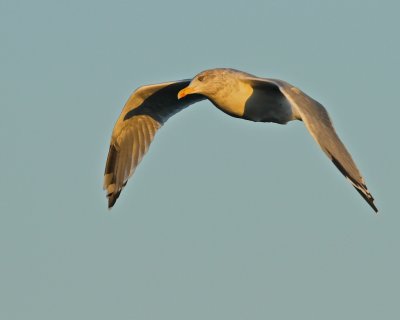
[107,191,120,209]
[107,181,127,209]
[354,187,378,213]
[330,154,378,213]
[104,144,120,209]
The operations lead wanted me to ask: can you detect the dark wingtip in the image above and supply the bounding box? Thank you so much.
[108,182,128,209]
[369,198,379,214]
[108,198,114,210]
[105,144,120,210]
[329,153,378,214]
[107,191,120,210]
[354,187,378,214]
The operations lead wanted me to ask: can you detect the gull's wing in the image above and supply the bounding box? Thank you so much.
[104,80,205,208]
[247,77,377,212]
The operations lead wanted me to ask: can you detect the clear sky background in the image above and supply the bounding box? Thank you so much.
[1,0,399,319]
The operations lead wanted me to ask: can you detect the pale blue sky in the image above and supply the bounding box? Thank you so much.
[1,0,399,319]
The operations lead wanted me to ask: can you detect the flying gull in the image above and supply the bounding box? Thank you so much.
[104,68,377,212]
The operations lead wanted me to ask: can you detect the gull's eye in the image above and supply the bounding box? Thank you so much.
[198,75,205,82]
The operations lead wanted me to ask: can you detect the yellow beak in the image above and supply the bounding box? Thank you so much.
[177,86,196,100]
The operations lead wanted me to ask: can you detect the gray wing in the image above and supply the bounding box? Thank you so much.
[248,77,377,212]
[104,80,205,208]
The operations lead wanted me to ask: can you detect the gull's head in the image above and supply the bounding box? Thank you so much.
[178,69,233,100]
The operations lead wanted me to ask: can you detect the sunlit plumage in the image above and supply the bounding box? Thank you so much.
[104,68,377,212]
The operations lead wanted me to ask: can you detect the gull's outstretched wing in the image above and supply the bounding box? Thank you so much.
[104,80,205,208]
[247,77,377,212]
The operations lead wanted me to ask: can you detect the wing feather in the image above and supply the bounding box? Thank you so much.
[104,80,205,208]
[246,77,377,212]
[278,81,378,212]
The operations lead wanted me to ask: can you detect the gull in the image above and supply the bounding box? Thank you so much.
[103,68,377,212]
